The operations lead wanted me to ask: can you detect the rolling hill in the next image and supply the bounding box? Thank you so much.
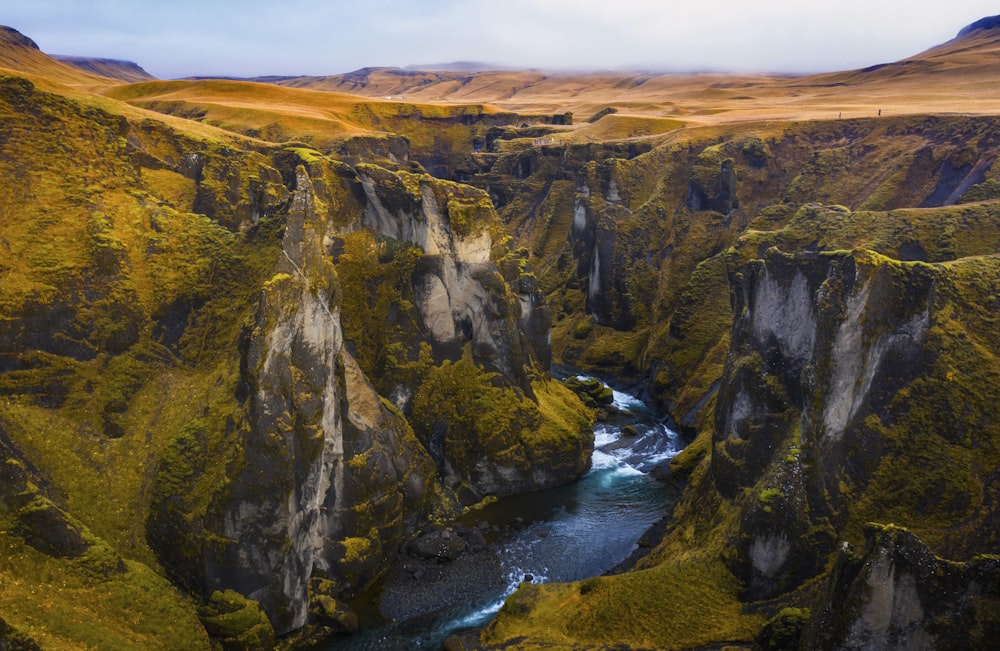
[259,19,1000,127]
[2,15,1000,651]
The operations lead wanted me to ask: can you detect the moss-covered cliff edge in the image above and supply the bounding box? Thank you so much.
[480,242,1000,650]
[0,59,592,646]
[4,21,1000,650]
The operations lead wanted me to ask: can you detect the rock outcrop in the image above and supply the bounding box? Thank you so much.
[687,158,739,214]
[191,167,437,634]
[350,163,546,392]
[715,248,938,598]
[805,524,1000,650]
[146,160,591,634]
[957,14,1000,37]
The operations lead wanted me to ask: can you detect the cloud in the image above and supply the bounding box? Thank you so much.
[3,0,999,77]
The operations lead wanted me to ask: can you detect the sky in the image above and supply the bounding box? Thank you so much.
[4,1,999,79]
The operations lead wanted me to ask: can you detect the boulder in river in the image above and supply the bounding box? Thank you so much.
[564,376,614,408]
[408,530,468,562]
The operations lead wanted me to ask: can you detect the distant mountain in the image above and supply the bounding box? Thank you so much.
[54,55,155,83]
[403,61,511,72]
[0,24,38,49]
[0,25,127,88]
[957,14,1000,37]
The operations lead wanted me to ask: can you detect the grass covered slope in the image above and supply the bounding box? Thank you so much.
[0,36,593,646]
[483,243,1000,651]
[103,78,568,179]
[4,15,1000,650]
[0,26,117,91]
[0,71,285,647]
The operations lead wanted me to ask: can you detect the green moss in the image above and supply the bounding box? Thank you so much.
[0,538,210,650]
[483,559,762,649]
[263,272,292,288]
[410,359,591,495]
[446,191,494,239]
[570,317,593,339]
[285,146,326,164]
[668,429,711,481]
[734,201,1000,265]
[756,607,811,650]
[758,488,784,505]
[199,589,275,650]
[528,378,594,457]
[334,230,422,396]
[339,536,375,565]
[411,356,531,475]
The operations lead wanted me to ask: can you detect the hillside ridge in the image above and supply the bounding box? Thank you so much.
[0,25,38,49]
[957,14,1000,37]
[54,55,155,83]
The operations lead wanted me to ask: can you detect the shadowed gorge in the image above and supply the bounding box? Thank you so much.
[1,14,1000,651]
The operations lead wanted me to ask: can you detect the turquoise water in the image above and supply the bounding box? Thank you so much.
[327,386,679,650]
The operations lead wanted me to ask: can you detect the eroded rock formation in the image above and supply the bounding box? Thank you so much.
[144,161,591,634]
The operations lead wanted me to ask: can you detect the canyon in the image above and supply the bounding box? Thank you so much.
[1,17,999,650]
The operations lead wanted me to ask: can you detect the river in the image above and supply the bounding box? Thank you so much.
[327,382,682,650]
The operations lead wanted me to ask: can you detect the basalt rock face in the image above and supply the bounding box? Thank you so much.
[192,168,436,634]
[145,162,589,634]
[713,245,1000,611]
[336,163,589,501]
[805,524,1000,650]
[350,163,548,394]
[715,248,935,598]
[686,158,739,214]
[572,174,631,330]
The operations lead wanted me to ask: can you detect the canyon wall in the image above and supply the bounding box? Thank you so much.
[0,69,591,645]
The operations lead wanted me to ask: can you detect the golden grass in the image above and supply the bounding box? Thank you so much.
[0,534,210,650]
[268,29,1000,131]
[8,21,1000,157]
[0,39,116,92]
[101,79,513,150]
[483,559,763,649]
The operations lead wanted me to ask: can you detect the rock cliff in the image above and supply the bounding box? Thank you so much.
[145,159,592,634]
[0,60,591,645]
[716,248,940,597]
[190,167,437,634]
[804,524,1000,650]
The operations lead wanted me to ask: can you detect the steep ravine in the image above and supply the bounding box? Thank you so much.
[146,158,596,638]
[3,27,1000,648]
[0,66,594,648]
[328,384,680,650]
[478,245,1000,650]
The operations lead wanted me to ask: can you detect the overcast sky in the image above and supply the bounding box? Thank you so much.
[4,1,998,79]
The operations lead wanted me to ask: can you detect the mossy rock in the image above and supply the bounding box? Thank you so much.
[563,376,614,408]
[198,590,275,651]
[756,607,810,650]
[15,495,90,558]
[0,616,41,651]
[309,596,359,634]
